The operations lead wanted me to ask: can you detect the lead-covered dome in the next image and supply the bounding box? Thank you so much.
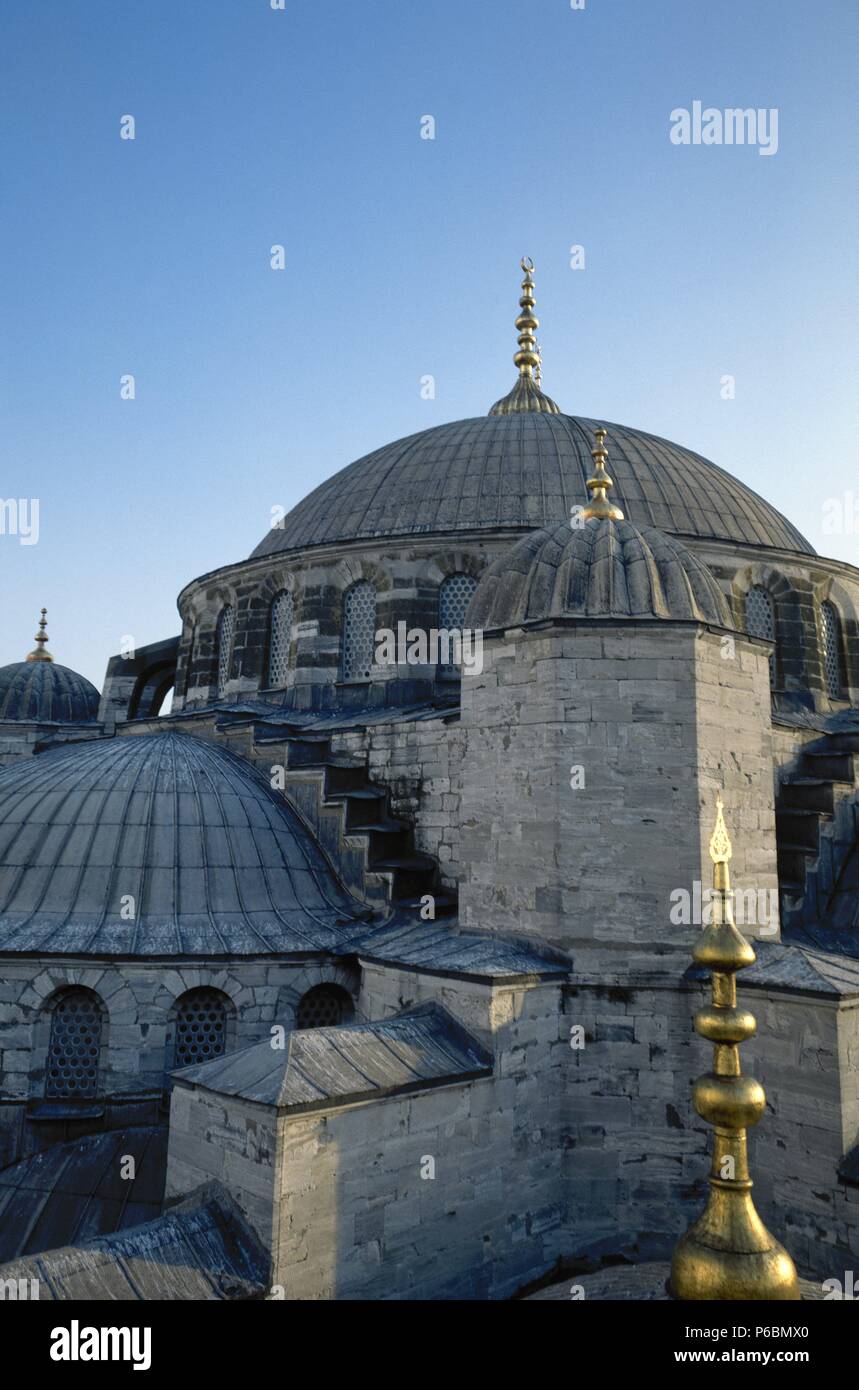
[466,517,733,630]
[0,732,362,956]
[0,661,100,723]
[250,413,812,559]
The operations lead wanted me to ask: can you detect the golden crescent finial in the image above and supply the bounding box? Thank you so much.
[520,255,535,273]
[581,427,625,521]
[26,606,54,663]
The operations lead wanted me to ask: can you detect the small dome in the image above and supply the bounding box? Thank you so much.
[0,732,361,956]
[0,660,100,723]
[466,518,733,630]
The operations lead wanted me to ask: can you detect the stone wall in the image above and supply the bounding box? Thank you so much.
[165,1083,278,1253]
[272,976,568,1300]
[0,955,358,1169]
[459,619,778,973]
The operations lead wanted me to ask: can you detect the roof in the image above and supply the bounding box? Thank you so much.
[344,914,570,980]
[0,1127,167,1264]
[466,518,732,629]
[700,941,859,999]
[0,660,100,724]
[172,1002,493,1112]
[250,413,813,558]
[0,731,364,957]
[0,1182,268,1300]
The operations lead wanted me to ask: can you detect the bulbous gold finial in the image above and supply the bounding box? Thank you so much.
[670,794,800,1301]
[581,428,625,521]
[488,258,561,416]
[25,608,54,663]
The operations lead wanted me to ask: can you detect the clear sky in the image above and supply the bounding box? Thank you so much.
[1,0,857,686]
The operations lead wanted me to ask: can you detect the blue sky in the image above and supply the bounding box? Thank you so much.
[1,0,857,685]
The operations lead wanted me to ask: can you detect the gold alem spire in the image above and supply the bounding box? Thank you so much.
[488,258,561,416]
[581,427,624,521]
[670,793,800,1301]
[25,608,54,663]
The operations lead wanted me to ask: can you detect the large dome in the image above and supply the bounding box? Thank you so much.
[251,413,813,559]
[0,660,100,723]
[0,732,361,957]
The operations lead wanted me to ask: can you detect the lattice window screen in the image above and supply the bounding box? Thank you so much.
[173,990,228,1068]
[341,582,376,681]
[296,985,352,1030]
[820,602,842,698]
[46,991,102,1099]
[439,573,478,632]
[745,586,776,685]
[216,605,235,695]
[268,590,293,687]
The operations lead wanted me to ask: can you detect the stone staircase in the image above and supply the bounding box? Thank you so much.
[222,719,456,921]
[776,730,859,933]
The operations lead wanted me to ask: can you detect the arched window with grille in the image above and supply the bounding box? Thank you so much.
[340,581,376,681]
[745,586,777,686]
[267,590,293,688]
[45,988,104,1099]
[438,573,478,672]
[183,622,197,699]
[820,601,843,698]
[171,988,230,1069]
[296,984,354,1030]
[216,604,235,696]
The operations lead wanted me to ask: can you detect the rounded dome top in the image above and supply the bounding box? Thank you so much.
[251,413,812,559]
[466,517,733,630]
[0,659,100,723]
[0,731,361,957]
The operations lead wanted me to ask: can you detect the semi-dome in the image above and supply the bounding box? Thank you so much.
[0,611,99,723]
[466,518,733,630]
[0,732,362,957]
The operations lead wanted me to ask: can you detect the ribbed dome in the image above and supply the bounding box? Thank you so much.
[251,413,812,558]
[466,518,733,630]
[0,660,100,723]
[0,732,361,957]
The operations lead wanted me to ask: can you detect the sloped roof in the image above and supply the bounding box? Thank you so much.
[0,1183,268,1300]
[0,1127,167,1264]
[344,915,570,980]
[738,942,859,998]
[250,413,812,558]
[172,1003,493,1112]
[0,731,364,957]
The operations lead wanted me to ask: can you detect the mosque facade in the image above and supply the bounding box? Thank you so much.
[0,263,857,1300]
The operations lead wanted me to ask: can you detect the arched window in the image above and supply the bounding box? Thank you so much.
[820,601,843,698]
[172,989,229,1069]
[341,581,376,681]
[216,605,235,696]
[267,590,293,688]
[183,622,197,699]
[296,984,354,1030]
[745,586,776,686]
[45,988,103,1099]
[438,573,478,672]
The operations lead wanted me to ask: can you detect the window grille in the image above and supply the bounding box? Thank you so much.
[268,590,294,687]
[745,586,776,685]
[341,582,376,681]
[438,573,478,670]
[173,990,228,1068]
[296,985,353,1030]
[820,601,842,698]
[45,990,102,1099]
[216,605,235,695]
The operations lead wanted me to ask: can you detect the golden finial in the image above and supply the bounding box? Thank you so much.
[488,258,561,416]
[581,428,625,521]
[25,608,54,663]
[670,794,800,1301]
